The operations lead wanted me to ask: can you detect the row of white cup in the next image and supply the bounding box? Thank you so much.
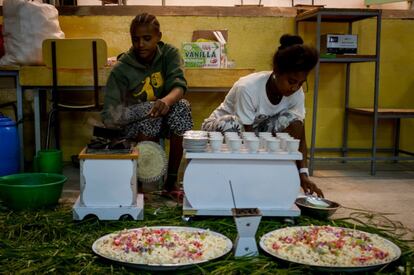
[208,131,300,153]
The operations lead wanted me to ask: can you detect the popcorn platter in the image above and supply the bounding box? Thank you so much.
[259,225,401,272]
[92,226,233,271]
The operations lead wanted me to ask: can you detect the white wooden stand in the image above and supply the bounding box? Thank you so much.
[183,146,302,217]
[73,148,144,220]
[232,208,262,257]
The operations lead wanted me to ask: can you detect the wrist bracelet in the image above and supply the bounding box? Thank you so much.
[299,167,309,177]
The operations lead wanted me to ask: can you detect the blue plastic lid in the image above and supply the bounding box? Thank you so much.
[0,114,16,127]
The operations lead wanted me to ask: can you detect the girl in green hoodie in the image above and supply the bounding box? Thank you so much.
[102,13,193,195]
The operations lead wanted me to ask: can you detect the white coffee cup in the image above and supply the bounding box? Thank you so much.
[224,132,239,144]
[279,136,293,151]
[209,137,223,152]
[259,136,268,150]
[228,138,242,152]
[184,130,208,138]
[276,132,291,139]
[258,132,273,138]
[266,137,281,152]
[224,131,239,137]
[245,137,260,153]
[241,131,256,138]
[209,131,223,138]
[287,139,300,152]
[224,132,239,138]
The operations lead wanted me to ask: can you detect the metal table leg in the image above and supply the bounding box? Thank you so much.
[15,72,25,171]
[33,89,42,153]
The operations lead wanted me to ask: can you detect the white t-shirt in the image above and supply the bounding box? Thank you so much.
[208,71,306,126]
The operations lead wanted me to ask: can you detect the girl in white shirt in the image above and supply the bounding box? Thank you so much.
[202,34,323,197]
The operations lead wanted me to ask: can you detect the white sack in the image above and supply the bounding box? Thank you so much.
[0,0,65,66]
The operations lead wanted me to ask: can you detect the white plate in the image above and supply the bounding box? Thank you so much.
[183,143,207,147]
[184,148,208,152]
[183,141,208,146]
[184,130,208,137]
[184,145,207,149]
[183,144,208,149]
[92,226,233,271]
[185,148,207,152]
[260,225,401,272]
[183,137,208,142]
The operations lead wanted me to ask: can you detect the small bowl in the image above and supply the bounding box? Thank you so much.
[0,173,67,210]
[295,196,340,220]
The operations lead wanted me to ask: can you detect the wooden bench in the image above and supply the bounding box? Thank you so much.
[347,107,414,163]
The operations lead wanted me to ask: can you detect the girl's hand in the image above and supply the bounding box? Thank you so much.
[149,99,170,117]
[299,173,324,198]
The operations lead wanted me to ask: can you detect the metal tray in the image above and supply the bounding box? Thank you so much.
[259,225,401,273]
[92,226,233,271]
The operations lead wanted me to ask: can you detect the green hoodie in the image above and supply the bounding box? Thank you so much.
[102,42,187,122]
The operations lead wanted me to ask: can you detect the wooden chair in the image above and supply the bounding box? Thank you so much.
[42,38,107,149]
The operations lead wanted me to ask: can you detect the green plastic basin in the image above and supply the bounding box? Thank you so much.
[0,173,67,210]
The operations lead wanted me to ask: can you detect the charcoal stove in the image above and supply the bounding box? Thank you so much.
[72,126,144,220]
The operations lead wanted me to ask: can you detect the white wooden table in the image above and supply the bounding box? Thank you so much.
[183,146,302,217]
[73,148,144,220]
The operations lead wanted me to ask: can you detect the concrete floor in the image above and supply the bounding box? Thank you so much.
[61,160,414,240]
[311,162,414,239]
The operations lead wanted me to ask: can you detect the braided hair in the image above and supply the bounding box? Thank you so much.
[130,13,161,36]
[273,34,318,74]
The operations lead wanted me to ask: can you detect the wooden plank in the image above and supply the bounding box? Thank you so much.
[321,54,376,59]
[348,107,414,117]
[185,68,255,88]
[296,7,381,22]
[20,66,254,89]
[78,147,139,159]
[382,9,414,19]
[56,6,297,17]
[0,65,21,71]
[0,6,414,19]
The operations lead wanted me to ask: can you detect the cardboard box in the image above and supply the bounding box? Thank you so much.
[321,34,358,54]
[188,30,228,68]
[182,42,221,68]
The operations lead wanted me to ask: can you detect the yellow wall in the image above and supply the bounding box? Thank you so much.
[59,16,291,70]
[22,15,414,160]
[299,19,414,153]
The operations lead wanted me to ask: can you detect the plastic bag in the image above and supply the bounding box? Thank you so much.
[0,0,65,66]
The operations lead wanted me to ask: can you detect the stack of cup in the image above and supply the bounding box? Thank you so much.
[276,133,292,151]
[258,132,273,151]
[240,131,257,139]
[224,132,240,144]
[287,139,300,153]
[209,131,223,138]
[240,132,259,153]
[244,136,260,153]
[223,132,242,153]
[209,132,224,152]
[265,137,281,153]
[228,138,242,153]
